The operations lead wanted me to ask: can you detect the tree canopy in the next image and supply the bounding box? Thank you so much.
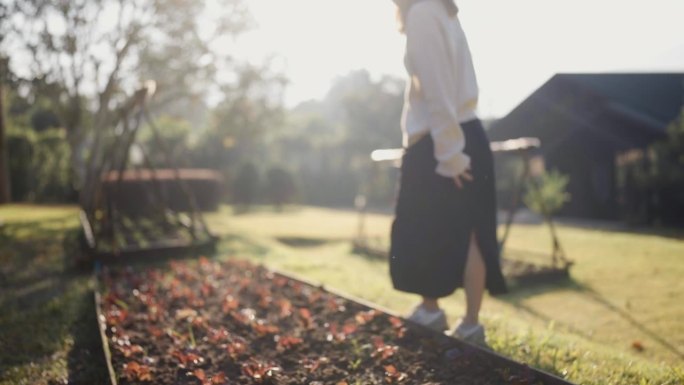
[1,0,252,188]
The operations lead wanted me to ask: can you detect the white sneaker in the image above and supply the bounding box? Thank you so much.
[451,320,486,346]
[406,305,448,332]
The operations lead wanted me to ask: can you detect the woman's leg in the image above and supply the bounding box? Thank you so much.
[463,232,486,325]
[420,297,440,311]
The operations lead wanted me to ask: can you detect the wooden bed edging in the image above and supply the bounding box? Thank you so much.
[94,274,120,385]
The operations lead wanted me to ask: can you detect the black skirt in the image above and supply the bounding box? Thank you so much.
[390,119,508,298]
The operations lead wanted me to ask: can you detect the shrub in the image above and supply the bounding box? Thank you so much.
[6,128,73,202]
[648,108,684,225]
[32,129,73,201]
[7,129,34,201]
[523,169,571,216]
[618,108,684,226]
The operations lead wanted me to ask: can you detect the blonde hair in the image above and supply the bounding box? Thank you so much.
[397,0,458,32]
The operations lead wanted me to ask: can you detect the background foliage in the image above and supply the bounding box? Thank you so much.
[524,169,571,217]
[618,108,684,226]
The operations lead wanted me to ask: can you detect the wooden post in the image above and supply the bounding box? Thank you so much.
[0,58,11,204]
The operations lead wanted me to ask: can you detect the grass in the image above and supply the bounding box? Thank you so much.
[0,205,108,385]
[1,203,683,384]
[204,205,684,385]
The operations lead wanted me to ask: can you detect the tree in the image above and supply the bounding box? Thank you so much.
[203,64,287,164]
[0,3,11,203]
[0,60,9,203]
[233,162,260,210]
[271,70,404,206]
[136,115,194,168]
[1,0,251,200]
[266,167,297,210]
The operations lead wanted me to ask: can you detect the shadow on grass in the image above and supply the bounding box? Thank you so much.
[576,284,684,361]
[499,278,684,361]
[553,217,684,241]
[0,271,108,383]
[231,205,303,216]
[0,226,85,308]
[276,236,337,248]
[350,240,389,261]
[86,233,271,271]
[623,226,684,241]
[0,215,108,384]
[66,290,110,385]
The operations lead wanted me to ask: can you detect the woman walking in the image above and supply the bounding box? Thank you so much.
[389,0,508,344]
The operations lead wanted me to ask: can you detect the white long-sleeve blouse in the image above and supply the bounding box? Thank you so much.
[400,0,479,177]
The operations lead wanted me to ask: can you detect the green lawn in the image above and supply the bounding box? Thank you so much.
[0,205,108,385]
[205,205,684,385]
[1,204,683,385]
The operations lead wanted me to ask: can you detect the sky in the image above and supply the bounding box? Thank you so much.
[227,0,684,119]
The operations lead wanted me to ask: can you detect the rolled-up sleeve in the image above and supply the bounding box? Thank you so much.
[405,5,470,177]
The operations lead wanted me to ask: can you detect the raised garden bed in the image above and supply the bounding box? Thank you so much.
[96,257,574,384]
[80,210,217,263]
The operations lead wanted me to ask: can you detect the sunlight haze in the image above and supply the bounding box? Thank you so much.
[229,0,684,118]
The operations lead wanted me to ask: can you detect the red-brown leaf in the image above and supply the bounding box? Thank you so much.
[226,340,247,359]
[277,299,293,317]
[194,368,207,381]
[211,372,227,384]
[105,307,128,326]
[384,364,408,383]
[201,283,214,297]
[389,317,404,328]
[298,308,313,328]
[147,326,164,338]
[222,295,239,313]
[198,256,212,271]
[117,344,144,358]
[171,350,205,367]
[241,360,282,381]
[355,309,380,325]
[342,322,357,336]
[123,361,153,382]
[208,327,230,344]
[253,321,280,336]
[276,335,303,351]
[327,297,346,312]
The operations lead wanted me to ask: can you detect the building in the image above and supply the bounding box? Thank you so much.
[488,73,684,220]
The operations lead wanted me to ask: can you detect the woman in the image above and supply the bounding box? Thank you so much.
[389,0,507,344]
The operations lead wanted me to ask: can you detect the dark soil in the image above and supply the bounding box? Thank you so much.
[99,258,550,384]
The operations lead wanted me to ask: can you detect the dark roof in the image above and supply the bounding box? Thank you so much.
[488,73,684,151]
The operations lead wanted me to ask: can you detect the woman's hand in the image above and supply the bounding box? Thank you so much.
[453,168,473,189]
